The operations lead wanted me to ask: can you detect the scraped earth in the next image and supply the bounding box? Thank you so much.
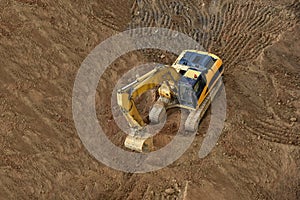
[0,0,299,199]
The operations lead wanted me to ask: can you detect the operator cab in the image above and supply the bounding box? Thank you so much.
[178,70,207,109]
[176,51,217,109]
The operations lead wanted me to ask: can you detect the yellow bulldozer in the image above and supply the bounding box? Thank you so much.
[117,50,224,152]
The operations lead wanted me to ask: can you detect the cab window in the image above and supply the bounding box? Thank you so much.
[194,76,207,96]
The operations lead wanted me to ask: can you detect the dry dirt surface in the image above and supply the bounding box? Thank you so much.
[0,0,299,199]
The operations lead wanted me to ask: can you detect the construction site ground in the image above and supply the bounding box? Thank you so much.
[0,0,299,199]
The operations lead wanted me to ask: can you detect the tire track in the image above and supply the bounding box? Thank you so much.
[234,2,255,36]
[216,2,229,43]
[244,125,300,146]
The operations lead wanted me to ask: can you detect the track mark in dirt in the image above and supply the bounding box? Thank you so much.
[129,0,296,67]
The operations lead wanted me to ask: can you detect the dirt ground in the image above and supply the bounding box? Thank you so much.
[0,0,299,199]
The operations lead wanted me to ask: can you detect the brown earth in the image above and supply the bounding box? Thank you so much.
[0,0,299,199]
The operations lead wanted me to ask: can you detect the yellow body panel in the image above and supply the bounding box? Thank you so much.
[196,59,223,109]
[184,70,201,80]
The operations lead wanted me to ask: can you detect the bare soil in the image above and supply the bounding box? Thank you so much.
[0,0,299,199]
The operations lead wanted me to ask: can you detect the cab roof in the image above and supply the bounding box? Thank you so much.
[178,51,216,71]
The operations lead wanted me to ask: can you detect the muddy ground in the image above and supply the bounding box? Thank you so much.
[0,0,299,199]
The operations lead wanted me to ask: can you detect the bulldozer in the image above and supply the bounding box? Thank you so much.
[117,50,224,152]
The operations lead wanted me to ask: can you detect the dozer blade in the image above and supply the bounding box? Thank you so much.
[124,135,154,152]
